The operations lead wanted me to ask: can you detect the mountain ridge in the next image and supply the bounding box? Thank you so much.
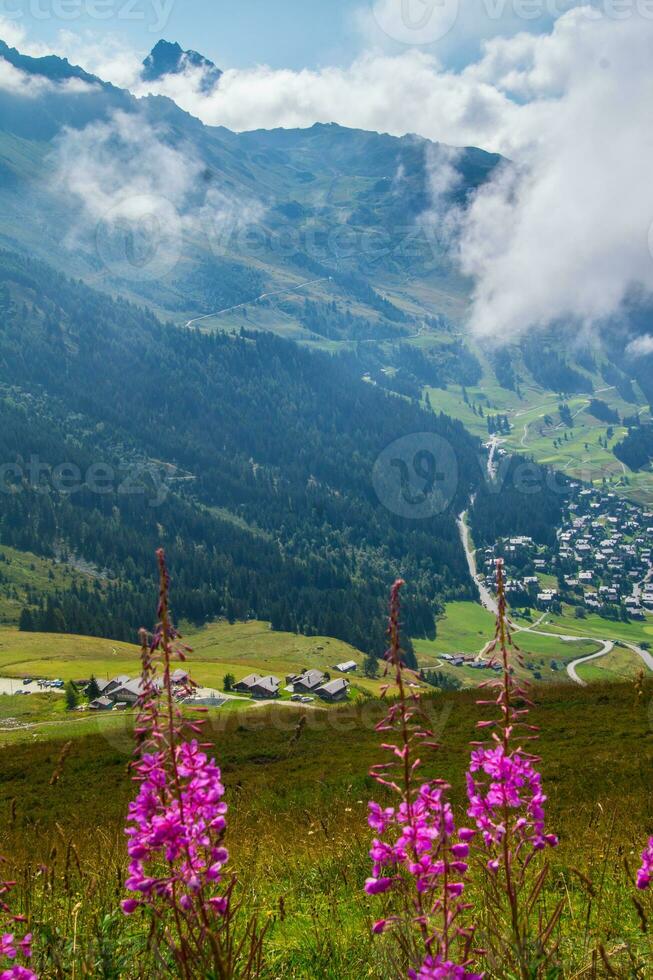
[142,39,223,92]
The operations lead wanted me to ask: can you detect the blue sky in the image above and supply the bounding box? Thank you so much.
[1,0,567,72]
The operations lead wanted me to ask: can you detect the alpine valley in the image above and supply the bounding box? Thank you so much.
[0,36,652,675]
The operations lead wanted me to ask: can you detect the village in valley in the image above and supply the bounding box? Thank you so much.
[482,484,653,620]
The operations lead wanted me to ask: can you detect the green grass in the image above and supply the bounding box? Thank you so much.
[416,601,495,659]
[414,602,603,687]
[0,620,385,714]
[531,606,653,646]
[1,679,651,977]
[423,350,653,504]
[0,544,95,624]
[575,645,647,683]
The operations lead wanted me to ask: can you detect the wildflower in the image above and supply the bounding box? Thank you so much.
[466,745,558,854]
[409,955,483,979]
[464,560,560,979]
[0,879,36,980]
[122,549,263,980]
[366,580,480,978]
[636,836,653,890]
[124,740,229,915]
[1,969,38,980]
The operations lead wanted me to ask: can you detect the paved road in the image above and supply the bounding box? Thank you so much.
[566,640,614,686]
[458,509,498,616]
[623,641,653,671]
[457,506,653,684]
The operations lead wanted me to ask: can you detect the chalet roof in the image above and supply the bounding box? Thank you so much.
[97,675,130,693]
[251,675,280,693]
[295,669,325,689]
[236,673,263,687]
[316,679,349,697]
[89,696,113,709]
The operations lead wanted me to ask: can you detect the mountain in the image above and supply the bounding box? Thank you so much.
[141,40,222,92]
[0,30,652,636]
[0,38,102,85]
[0,246,493,649]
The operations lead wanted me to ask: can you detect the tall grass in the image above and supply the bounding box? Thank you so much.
[0,555,651,977]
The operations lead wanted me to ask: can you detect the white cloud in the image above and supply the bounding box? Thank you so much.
[0,57,52,96]
[49,108,265,281]
[458,9,653,338]
[0,15,28,50]
[5,8,653,339]
[51,110,202,223]
[54,30,143,89]
[0,55,94,98]
[626,334,653,357]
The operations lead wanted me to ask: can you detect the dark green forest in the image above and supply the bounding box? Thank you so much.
[0,249,577,653]
[0,249,486,654]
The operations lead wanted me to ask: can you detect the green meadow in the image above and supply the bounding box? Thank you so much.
[422,344,653,503]
[415,602,604,686]
[1,679,651,977]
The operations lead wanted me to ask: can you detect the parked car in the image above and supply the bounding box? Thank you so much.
[300,696,314,704]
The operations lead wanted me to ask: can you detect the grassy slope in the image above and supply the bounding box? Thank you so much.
[422,343,653,504]
[1,680,651,977]
[0,619,383,700]
[532,606,653,646]
[2,600,642,727]
[415,601,603,686]
[0,544,94,624]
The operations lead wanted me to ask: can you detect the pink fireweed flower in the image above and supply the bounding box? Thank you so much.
[636,836,653,890]
[366,580,480,977]
[124,740,229,914]
[465,561,557,866]
[408,955,484,979]
[121,550,253,978]
[463,560,559,976]
[466,745,558,854]
[0,879,36,980]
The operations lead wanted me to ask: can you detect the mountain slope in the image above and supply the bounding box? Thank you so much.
[142,40,222,91]
[0,246,489,650]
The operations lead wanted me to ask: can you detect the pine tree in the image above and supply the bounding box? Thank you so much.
[18,607,35,632]
[65,680,79,711]
[86,675,101,700]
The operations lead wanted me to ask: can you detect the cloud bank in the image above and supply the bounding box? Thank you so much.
[5,7,653,339]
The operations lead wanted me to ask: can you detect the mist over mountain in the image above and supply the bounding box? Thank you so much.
[1,33,653,650]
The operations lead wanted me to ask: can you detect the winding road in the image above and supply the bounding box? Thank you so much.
[457,500,653,685]
[565,641,614,686]
[184,276,330,328]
